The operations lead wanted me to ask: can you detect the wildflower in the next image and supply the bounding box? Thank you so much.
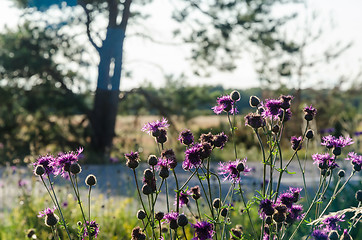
[52,147,83,178]
[259,199,275,217]
[199,142,212,159]
[213,132,228,149]
[155,211,164,221]
[278,108,292,122]
[156,129,167,144]
[321,214,344,231]
[191,221,215,240]
[303,105,317,121]
[356,190,362,202]
[177,214,189,227]
[142,174,156,193]
[18,179,30,187]
[147,155,158,166]
[230,227,242,240]
[278,191,295,208]
[125,151,140,169]
[244,113,266,129]
[264,99,282,118]
[290,136,303,151]
[38,207,59,227]
[178,129,194,146]
[311,229,328,240]
[221,208,228,217]
[249,95,260,107]
[191,185,201,200]
[218,158,251,183]
[338,169,345,178]
[158,159,170,179]
[279,95,293,109]
[34,165,45,176]
[306,129,314,139]
[321,135,354,149]
[312,153,339,170]
[345,152,362,171]
[212,198,221,209]
[286,204,303,224]
[70,163,82,175]
[143,169,153,180]
[164,211,179,229]
[137,210,146,220]
[85,174,97,186]
[83,220,99,239]
[33,155,55,175]
[199,132,214,144]
[273,205,287,223]
[183,145,202,170]
[230,90,241,101]
[175,190,191,208]
[131,226,146,240]
[161,149,177,169]
[212,95,238,115]
[141,117,169,137]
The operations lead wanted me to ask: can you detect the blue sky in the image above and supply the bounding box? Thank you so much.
[0,0,361,90]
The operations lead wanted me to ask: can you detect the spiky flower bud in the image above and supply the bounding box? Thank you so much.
[77,221,82,227]
[338,170,345,178]
[333,147,341,156]
[70,163,82,175]
[159,167,169,179]
[355,190,362,202]
[306,129,314,139]
[35,165,45,176]
[177,214,188,227]
[137,210,146,220]
[230,90,241,101]
[142,184,152,195]
[85,174,97,186]
[221,208,228,217]
[265,216,272,225]
[148,155,158,166]
[328,230,339,240]
[45,214,59,227]
[26,229,35,238]
[155,211,164,221]
[249,96,260,107]
[236,162,245,172]
[143,169,153,180]
[170,219,178,229]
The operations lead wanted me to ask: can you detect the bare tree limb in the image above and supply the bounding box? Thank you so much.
[78,0,101,51]
[120,0,132,31]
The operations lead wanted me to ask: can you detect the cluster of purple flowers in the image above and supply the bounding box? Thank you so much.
[212,95,239,115]
[311,214,348,240]
[33,147,83,179]
[83,220,100,239]
[218,158,251,183]
[321,135,354,149]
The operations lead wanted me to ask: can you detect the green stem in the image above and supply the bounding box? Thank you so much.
[239,181,257,238]
[165,179,173,240]
[183,227,188,240]
[88,186,92,223]
[296,153,309,204]
[227,112,238,159]
[173,169,180,213]
[254,129,267,197]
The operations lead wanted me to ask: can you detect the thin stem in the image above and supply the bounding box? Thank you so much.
[88,186,92,222]
[51,226,60,240]
[165,179,173,240]
[227,112,238,159]
[296,153,309,204]
[221,184,235,240]
[196,199,202,220]
[132,169,149,219]
[239,181,257,238]
[255,129,267,197]
[173,169,180,213]
[183,227,188,240]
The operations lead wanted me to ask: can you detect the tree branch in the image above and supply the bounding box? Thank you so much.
[78,1,100,51]
[120,0,132,31]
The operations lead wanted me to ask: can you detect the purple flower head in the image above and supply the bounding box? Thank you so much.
[321,135,354,149]
[199,132,214,145]
[141,117,169,137]
[161,149,177,169]
[312,153,339,169]
[289,187,302,203]
[345,152,362,170]
[259,198,275,218]
[199,142,212,160]
[175,190,191,208]
[164,211,179,223]
[183,144,202,170]
[52,147,83,178]
[125,151,140,169]
[321,214,345,231]
[191,221,215,240]
[244,113,266,129]
[38,207,56,217]
[33,155,55,175]
[264,99,282,118]
[290,136,303,151]
[304,105,317,121]
[179,129,194,146]
[278,109,292,122]
[218,158,251,183]
[213,132,228,149]
[279,95,293,109]
[311,229,328,240]
[286,204,303,223]
[83,220,100,239]
[212,95,238,115]
[278,192,295,208]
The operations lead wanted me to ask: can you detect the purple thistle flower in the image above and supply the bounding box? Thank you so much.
[83,220,100,239]
[179,129,194,146]
[279,95,293,109]
[321,214,345,231]
[259,198,275,218]
[191,221,215,240]
[38,207,56,217]
[312,153,339,169]
[212,95,238,115]
[213,132,228,149]
[290,136,303,151]
[321,135,354,149]
[289,187,302,203]
[345,152,362,170]
[244,113,266,129]
[164,211,179,223]
[175,190,191,208]
[278,192,295,208]
[33,155,55,175]
[183,144,202,170]
[278,109,292,122]
[311,229,328,240]
[303,105,317,121]
[218,158,251,183]
[161,149,177,169]
[286,204,303,223]
[141,117,169,136]
[125,151,140,169]
[52,147,83,178]
[264,99,282,118]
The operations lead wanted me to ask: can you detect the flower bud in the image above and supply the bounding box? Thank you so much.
[155,211,164,221]
[355,190,362,202]
[338,170,345,178]
[177,214,188,227]
[221,208,228,217]
[272,125,280,134]
[170,219,178,229]
[265,216,272,225]
[45,214,59,227]
[213,198,221,209]
[142,184,152,195]
[137,210,146,220]
[332,147,341,156]
[353,164,361,172]
[249,96,260,107]
[35,165,45,176]
[306,129,314,139]
[70,163,82,175]
[328,230,339,240]
[159,167,169,179]
[85,174,97,186]
[26,229,35,238]
[236,162,245,172]
[230,90,241,101]
[143,169,153,180]
[148,155,158,166]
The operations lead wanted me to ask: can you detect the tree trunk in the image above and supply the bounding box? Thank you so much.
[91,28,125,153]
